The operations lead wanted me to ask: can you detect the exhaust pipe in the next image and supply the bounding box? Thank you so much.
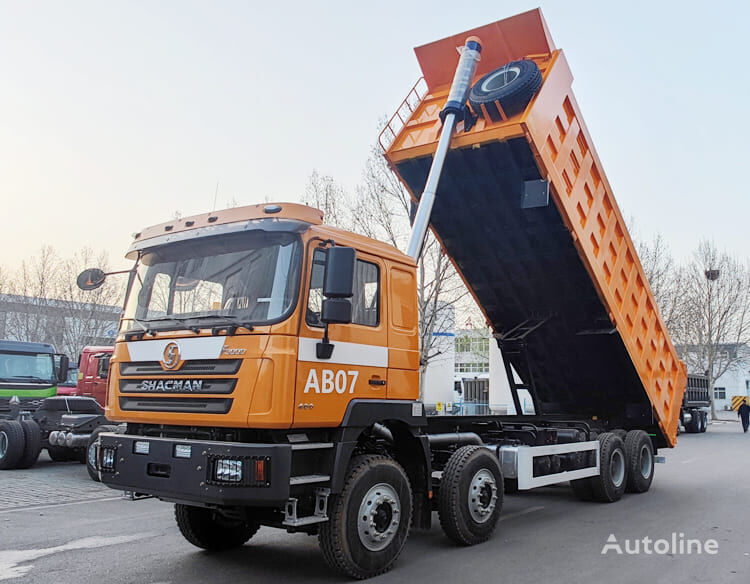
[64,432,91,448]
[427,432,483,448]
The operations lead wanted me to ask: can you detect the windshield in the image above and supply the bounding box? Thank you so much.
[0,352,55,384]
[60,365,79,387]
[122,230,303,331]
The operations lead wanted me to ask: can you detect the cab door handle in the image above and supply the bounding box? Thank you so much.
[368,379,386,386]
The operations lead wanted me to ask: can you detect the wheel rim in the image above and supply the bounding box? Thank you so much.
[480,66,521,92]
[468,468,498,523]
[87,441,98,469]
[639,444,653,479]
[357,483,401,551]
[0,431,7,459]
[610,449,625,488]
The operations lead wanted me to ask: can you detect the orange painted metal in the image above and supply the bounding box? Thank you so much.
[107,205,419,430]
[384,9,686,446]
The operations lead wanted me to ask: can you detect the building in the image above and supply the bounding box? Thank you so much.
[0,293,119,358]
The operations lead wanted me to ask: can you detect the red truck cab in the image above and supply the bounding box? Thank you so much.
[57,347,113,405]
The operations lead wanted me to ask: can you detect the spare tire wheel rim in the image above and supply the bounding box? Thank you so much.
[480,66,521,92]
[610,449,625,488]
[357,483,401,551]
[0,430,7,459]
[468,468,498,523]
[639,444,653,479]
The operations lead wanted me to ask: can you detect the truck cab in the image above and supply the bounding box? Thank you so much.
[76,346,113,406]
[0,340,64,414]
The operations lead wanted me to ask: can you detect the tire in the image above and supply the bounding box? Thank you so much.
[624,430,654,493]
[612,429,627,441]
[47,445,77,462]
[319,455,412,579]
[0,420,26,470]
[700,412,708,433]
[686,411,700,433]
[16,420,42,469]
[590,433,627,503]
[469,59,542,121]
[175,504,259,551]
[86,425,118,482]
[437,445,503,546]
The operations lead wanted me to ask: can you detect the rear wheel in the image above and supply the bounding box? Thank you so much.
[624,430,654,493]
[700,412,708,433]
[686,411,700,433]
[0,420,25,470]
[17,420,42,469]
[175,504,259,551]
[438,445,503,545]
[319,455,412,579]
[590,433,627,503]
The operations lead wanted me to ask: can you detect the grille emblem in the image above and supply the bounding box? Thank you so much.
[161,341,183,370]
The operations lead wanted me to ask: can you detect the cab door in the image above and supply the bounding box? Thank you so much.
[293,246,388,427]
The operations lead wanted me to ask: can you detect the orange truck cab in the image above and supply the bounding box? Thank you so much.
[87,9,685,580]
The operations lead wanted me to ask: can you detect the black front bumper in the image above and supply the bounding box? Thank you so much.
[98,433,292,507]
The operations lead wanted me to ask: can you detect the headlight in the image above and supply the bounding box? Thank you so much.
[100,446,117,471]
[214,459,243,483]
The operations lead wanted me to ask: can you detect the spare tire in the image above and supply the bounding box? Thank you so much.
[469,59,542,121]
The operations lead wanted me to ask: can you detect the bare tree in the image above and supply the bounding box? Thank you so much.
[57,247,123,358]
[635,233,688,336]
[2,247,122,358]
[302,170,352,229]
[675,240,750,419]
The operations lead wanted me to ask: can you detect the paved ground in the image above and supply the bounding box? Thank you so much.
[1,421,749,583]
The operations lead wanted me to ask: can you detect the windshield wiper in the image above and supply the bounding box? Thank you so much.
[184,314,255,334]
[2,376,53,383]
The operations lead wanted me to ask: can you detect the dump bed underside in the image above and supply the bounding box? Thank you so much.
[397,140,657,434]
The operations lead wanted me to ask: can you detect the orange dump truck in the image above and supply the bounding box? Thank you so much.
[81,9,685,580]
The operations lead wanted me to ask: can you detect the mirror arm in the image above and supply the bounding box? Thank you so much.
[316,325,334,359]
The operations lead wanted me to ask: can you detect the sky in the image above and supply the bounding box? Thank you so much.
[1,0,749,273]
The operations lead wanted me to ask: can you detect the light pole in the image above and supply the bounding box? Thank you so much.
[705,268,720,420]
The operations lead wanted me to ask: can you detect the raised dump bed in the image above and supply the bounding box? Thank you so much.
[384,9,686,447]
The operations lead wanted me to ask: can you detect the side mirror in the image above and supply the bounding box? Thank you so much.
[57,354,70,383]
[96,354,111,379]
[323,247,356,299]
[321,298,353,324]
[77,268,106,291]
[321,247,355,325]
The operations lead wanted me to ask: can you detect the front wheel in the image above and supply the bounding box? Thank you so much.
[0,420,25,470]
[438,445,503,545]
[319,455,412,579]
[175,504,259,551]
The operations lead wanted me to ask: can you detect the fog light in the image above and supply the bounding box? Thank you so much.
[134,441,150,455]
[214,459,243,483]
[174,444,192,459]
[100,446,116,471]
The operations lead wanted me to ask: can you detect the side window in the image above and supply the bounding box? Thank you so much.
[306,250,326,327]
[352,260,379,326]
[306,250,380,328]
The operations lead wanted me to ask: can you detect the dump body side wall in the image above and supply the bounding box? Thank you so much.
[385,20,685,447]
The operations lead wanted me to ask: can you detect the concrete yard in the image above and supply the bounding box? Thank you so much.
[1,420,748,583]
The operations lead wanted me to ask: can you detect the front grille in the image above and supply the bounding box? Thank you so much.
[119,378,236,394]
[119,359,241,376]
[119,397,233,414]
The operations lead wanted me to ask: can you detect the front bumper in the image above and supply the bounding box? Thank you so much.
[98,433,292,506]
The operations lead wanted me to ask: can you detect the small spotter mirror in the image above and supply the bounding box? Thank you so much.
[76,268,106,291]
